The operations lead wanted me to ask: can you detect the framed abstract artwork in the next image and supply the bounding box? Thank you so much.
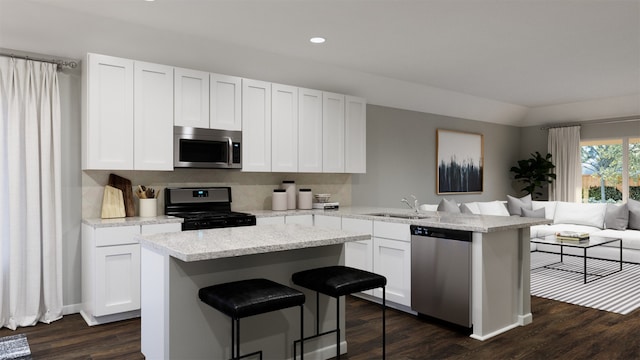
[436,129,484,194]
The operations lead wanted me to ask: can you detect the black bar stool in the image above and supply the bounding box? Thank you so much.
[198,278,306,360]
[291,266,387,359]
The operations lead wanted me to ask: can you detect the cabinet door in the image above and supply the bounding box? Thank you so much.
[298,88,323,173]
[84,53,134,170]
[174,68,209,128]
[322,92,345,173]
[210,73,241,131]
[134,61,174,170]
[343,218,374,295]
[94,244,141,316]
[272,84,299,172]
[242,79,272,172]
[345,96,367,173]
[314,215,341,229]
[373,237,411,306]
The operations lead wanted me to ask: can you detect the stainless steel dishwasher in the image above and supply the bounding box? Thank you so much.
[410,225,472,328]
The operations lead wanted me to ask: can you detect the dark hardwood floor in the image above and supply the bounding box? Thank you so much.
[1,296,639,359]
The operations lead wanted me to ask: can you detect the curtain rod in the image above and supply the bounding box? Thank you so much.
[539,115,640,130]
[0,52,79,70]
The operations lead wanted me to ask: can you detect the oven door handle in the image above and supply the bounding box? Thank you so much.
[227,137,233,167]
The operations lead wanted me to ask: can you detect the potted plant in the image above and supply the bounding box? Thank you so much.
[510,152,556,199]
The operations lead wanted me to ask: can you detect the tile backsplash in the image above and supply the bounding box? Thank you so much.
[82,169,352,219]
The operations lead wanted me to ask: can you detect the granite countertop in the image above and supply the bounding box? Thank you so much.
[82,215,183,228]
[137,223,370,262]
[250,206,552,233]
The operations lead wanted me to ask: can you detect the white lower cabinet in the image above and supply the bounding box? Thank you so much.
[82,222,181,325]
[372,221,411,306]
[342,218,374,296]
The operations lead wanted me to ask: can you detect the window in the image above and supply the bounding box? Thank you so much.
[581,137,639,203]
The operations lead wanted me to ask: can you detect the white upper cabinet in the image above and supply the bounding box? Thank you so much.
[83,53,134,170]
[345,96,367,173]
[134,61,174,170]
[271,84,299,172]
[242,79,272,172]
[174,68,209,128]
[210,73,242,131]
[298,88,323,173]
[322,92,345,173]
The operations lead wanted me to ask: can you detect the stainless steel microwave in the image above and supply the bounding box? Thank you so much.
[174,126,242,169]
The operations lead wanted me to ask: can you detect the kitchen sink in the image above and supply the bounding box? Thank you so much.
[365,212,435,220]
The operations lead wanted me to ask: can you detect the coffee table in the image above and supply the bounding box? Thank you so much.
[530,235,622,284]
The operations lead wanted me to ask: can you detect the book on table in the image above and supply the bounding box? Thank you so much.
[555,231,590,241]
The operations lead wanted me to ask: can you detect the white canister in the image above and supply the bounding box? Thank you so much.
[298,189,312,210]
[281,180,296,210]
[139,198,157,217]
[272,189,287,211]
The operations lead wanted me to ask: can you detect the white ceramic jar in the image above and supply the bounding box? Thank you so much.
[298,189,312,210]
[272,189,287,211]
[281,180,296,210]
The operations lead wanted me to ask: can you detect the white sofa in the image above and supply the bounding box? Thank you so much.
[430,198,640,264]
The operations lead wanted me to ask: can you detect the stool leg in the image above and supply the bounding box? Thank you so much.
[336,296,340,360]
[382,287,386,360]
[236,318,241,360]
[315,291,320,335]
[300,304,304,360]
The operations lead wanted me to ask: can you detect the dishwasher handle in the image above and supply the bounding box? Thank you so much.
[410,225,472,242]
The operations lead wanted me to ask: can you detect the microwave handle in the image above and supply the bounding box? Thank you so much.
[227,137,233,166]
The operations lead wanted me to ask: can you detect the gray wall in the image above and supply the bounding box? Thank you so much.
[351,105,523,207]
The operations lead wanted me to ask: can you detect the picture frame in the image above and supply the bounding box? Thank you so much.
[436,129,484,194]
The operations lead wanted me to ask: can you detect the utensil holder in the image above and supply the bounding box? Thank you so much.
[139,198,157,217]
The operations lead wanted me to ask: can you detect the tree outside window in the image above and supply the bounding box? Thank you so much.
[581,137,639,203]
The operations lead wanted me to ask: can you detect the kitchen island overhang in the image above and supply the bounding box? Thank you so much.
[137,224,371,360]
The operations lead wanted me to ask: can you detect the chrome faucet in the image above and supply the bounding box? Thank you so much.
[401,195,419,213]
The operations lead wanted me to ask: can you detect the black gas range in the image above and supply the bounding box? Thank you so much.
[164,187,256,231]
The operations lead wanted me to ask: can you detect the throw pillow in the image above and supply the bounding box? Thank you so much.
[477,201,510,216]
[506,194,532,216]
[459,202,480,214]
[437,198,461,213]
[604,203,628,230]
[629,199,640,230]
[553,202,607,228]
[522,207,545,218]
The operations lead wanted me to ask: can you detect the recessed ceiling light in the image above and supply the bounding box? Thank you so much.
[310,37,326,44]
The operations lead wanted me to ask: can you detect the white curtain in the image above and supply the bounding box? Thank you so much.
[0,57,63,329]
[548,126,582,202]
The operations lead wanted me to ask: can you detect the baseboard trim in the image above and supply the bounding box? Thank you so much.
[63,303,81,315]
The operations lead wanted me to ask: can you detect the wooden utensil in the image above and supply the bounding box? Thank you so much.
[101,185,126,218]
[108,174,135,217]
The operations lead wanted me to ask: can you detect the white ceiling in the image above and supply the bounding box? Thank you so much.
[4,0,640,125]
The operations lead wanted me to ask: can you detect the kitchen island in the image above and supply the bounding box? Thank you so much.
[252,207,552,341]
[137,224,370,360]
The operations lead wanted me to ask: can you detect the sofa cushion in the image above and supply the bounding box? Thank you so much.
[437,198,461,213]
[605,203,629,230]
[459,203,478,214]
[532,224,602,238]
[593,229,640,251]
[629,199,640,230]
[507,194,532,216]
[553,202,607,228]
[532,201,557,220]
[522,207,545,218]
[477,201,510,216]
